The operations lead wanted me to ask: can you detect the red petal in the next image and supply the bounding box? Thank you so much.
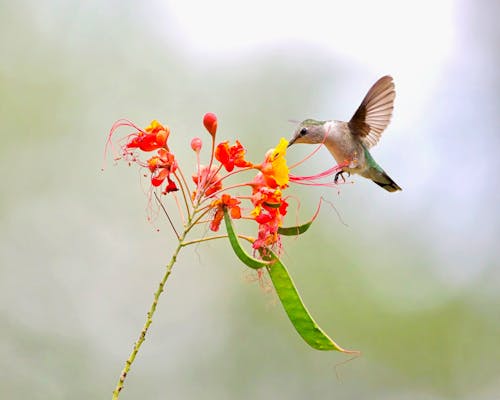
[279,200,288,215]
[165,177,179,193]
[151,168,168,186]
[255,213,272,224]
[139,134,161,151]
[215,142,230,164]
[230,206,241,219]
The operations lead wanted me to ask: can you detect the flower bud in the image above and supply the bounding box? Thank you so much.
[191,137,202,153]
[203,112,218,137]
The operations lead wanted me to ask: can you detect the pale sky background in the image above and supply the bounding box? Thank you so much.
[1,1,498,399]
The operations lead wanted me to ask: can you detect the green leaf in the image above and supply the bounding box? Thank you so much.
[266,251,357,354]
[223,208,269,270]
[277,220,313,236]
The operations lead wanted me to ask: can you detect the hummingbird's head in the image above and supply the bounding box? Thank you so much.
[288,119,327,147]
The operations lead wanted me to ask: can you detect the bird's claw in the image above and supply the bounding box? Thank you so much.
[334,170,350,184]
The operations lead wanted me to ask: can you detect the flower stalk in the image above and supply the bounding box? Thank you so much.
[111,239,183,399]
[112,198,214,398]
[106,112,355,399]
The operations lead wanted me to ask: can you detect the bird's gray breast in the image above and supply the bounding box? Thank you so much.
[324,121,366,173]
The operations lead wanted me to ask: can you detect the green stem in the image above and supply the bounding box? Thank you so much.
[181,233,255,247]
[112,235,185,399]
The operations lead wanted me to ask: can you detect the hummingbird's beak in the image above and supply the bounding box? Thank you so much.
[287,137,296,148]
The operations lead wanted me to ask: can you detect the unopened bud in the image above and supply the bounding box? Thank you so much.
[191,137,202,153]
[203,112,218,137]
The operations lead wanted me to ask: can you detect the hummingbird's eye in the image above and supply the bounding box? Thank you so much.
[299,127,308,136]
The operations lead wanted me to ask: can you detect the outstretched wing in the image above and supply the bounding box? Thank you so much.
[348,75,395,148]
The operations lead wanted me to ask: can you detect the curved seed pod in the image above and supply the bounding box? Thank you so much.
[266,251,357,353]
[223,208,269,269]
[278,198,323,236]
[223,209,356,353]
[277,220,313,236]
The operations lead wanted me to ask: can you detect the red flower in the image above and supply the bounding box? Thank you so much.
[215,140,253,172]
[210,194,241,232]
[126,120,170,152]
[147,148,178,193]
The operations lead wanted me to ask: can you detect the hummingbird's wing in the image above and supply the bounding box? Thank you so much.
[348,75,395,148]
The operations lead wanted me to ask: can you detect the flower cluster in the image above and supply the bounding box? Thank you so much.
[197,121,290,251]
[108,114,293,253]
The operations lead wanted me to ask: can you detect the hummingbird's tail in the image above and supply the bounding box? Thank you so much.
[361,145,402,192]
[371,171,402,192]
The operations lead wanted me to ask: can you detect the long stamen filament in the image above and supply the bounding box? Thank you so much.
[172,193,186,226]
[288,124,330,170]
[202,165,255,199]
[196,163,224,202]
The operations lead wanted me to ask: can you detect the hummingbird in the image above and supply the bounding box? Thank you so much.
[288,75,402,192]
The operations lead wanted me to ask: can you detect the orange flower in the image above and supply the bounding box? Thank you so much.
[126,120,170,152]
[147,148,178,193]
[210,194,241,232]
[215,140,253,172]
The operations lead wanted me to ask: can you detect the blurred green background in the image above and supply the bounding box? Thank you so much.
[1,0,499,399]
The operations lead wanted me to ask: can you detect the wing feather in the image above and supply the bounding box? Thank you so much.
[348,75,396,148]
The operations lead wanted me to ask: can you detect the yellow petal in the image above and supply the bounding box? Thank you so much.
[251,205,262,217]
[271,138,289,186]
[272,138,289,160]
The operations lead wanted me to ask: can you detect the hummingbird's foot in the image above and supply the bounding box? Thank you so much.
[333,171,351,184]
[334,171,350,184]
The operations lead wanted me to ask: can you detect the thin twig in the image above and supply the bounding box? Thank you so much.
[154,192,179,240]
[189,207,213,227]
[181,233,254,247]
[181,234,227,246]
